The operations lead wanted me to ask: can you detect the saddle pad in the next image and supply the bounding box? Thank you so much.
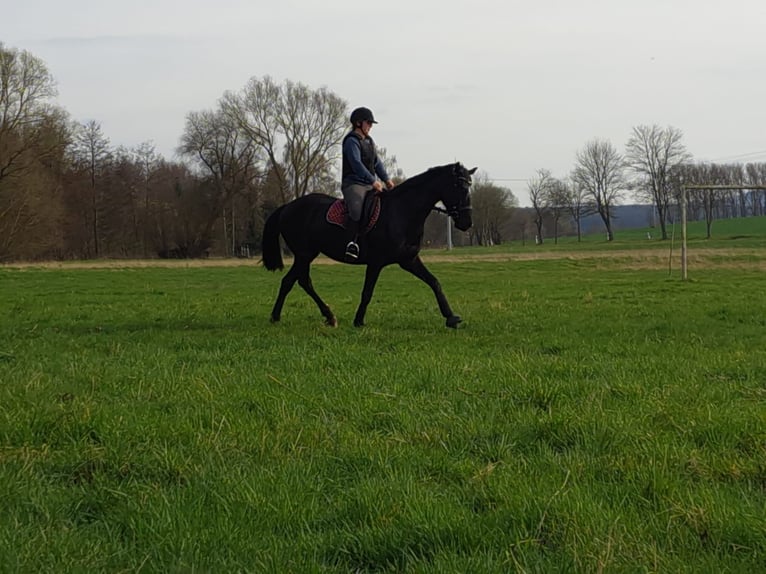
[326,198,381,232]
[326,199,347,226]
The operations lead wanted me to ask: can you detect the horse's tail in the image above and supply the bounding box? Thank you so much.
[261,205,285,271]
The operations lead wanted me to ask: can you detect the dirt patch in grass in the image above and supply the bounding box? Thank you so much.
[2,259,265,270]
[419,248,766,271]
[3,248,764,271]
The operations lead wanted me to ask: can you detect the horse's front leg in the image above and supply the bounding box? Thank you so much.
[399,256,462,328]
[353,264,383,327]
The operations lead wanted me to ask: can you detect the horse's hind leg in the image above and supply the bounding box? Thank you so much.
[270,264,301,323]
[272,257,337,326]
[297,262,337,327]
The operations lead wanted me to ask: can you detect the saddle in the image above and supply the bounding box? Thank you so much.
[326,189,381,232]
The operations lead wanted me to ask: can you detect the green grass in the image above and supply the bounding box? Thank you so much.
[1,242,765,571]
[471,214,766,254]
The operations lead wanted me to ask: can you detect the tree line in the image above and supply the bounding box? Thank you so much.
[421,129,766,249]
[0,44,371,261]
[2,43,764,261]
[522,127,766,246]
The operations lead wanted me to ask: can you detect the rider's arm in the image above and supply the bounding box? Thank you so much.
[374,155,390,184]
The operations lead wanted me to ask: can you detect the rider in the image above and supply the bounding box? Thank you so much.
[341,106,395,259]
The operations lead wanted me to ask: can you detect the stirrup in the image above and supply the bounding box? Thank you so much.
[345,241,359,259]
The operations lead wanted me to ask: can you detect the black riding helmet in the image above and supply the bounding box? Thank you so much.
[350,107,377,126]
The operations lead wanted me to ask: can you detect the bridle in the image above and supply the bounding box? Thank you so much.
[431,173,473,219]
[431,203,472,218]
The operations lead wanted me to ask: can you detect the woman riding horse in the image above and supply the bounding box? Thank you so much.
[262,162,476,328]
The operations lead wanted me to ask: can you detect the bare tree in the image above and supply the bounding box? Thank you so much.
[279,80,347,198]
[527,168,553,244]
[520,211,535,245]
[108,147,144,254]
[669,162,719,238]
[544,178,570,244]
[179,109,263,255]
[714,163,746,220]
[0,44,71,259]
[129,141,165,255]
[0,43,62,183]
[625,125,691,240]
[573,139,626,241]
[563,176,593,241]
[745,162,766,216]
[376,146,405,184]
[70,120,112,256]
[221,76,347,203]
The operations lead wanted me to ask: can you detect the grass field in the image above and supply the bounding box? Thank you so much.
[1,218,765,572]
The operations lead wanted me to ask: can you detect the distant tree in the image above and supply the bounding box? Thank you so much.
[130,141,165,255]
[527,168,553,244]
[376,146,405,184]
[150,162,211,258]
[109,147,144,254]
[469,173,517,245]
[714,163,752,220]
[563,176,593,241]
[178,109,263,256]
[669,162,720,239]
[70,120,112,257]
[573,138,626,241]
[221,76,347,203]
[0,43,63,183]
[625,125,690,240]
[0,43,70,260]
[745,162,766,216]
[508,208,534,246]
[544,178,570,244]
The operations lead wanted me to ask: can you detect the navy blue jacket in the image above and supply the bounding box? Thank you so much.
[341,131,390,188]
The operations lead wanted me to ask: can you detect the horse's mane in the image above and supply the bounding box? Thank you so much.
[386,163,457,197]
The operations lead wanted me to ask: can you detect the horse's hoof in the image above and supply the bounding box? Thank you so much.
[326,317,338,328]
[353,320,365,328]
[270,315,280,323]
[446,315,462,329]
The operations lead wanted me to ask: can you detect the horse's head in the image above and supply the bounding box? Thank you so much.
[442,163,476,231]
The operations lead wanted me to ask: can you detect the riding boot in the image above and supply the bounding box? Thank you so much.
[345,218,360,259]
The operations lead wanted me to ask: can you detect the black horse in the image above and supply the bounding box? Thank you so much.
[262,162,476,328]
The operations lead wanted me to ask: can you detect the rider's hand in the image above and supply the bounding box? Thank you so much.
[372,180,383,192]
[385,179,395,190]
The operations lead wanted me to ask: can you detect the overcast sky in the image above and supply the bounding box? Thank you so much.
[4,0,766,205]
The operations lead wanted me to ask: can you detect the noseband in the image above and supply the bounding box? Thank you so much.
[432,203,472,218]
[432,174,472,218]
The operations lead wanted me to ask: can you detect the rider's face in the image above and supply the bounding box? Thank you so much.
[360,120,373,136]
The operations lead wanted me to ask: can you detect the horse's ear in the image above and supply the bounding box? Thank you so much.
[469,167,477,175]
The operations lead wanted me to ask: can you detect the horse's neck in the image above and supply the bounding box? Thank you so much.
[397,177,443,225]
